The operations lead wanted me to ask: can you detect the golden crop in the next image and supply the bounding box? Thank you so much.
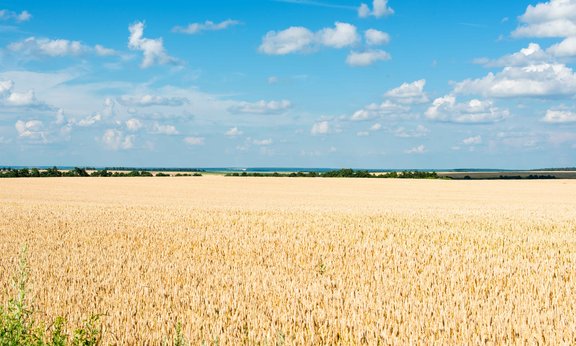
[0,177,575,344]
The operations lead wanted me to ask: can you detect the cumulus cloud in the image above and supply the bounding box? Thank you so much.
[253,138,273,146]
[259,26,315,55]
[364,29,390,46]
[394,125,429,138]
[259,22,358,55]
[425,95,509,123]
[125,118,143,132]
[454,63,576,98]
[346,49,390,66]
[0,9,31,22]
[15,120,44,139]
[474,43,551,67]
[358,0,394,18]
[117,94,189,107]
[547,36,576,57]
[14,111,73,144]
[8,37,116,58]
[405,144,426,154]
[229,100,292,114]
[184,136,205,145]
[0,80,13,95]
[462,135,482,145]
[384,79,429,104]
[542,109,576,123]
[317,22,359,48]
[512,0,576,38]
[101,129,134,150]
[173,19,241,34]
[128,21,180,68]
[94,45,117,57]
[311,120,331,135]
[225,127,243,137]
[357,124,380,136]
[351,100,409,121]
[150,122,179,135]
[77,113,102,127]
[0,78,52,110]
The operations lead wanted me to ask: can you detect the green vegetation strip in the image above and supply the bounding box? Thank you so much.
[225,169,440,179]
[0,167,202,178]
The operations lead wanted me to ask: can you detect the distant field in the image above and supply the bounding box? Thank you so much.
[438,170,576,179]
[1,177,575,344]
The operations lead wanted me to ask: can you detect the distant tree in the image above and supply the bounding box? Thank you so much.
[73,167,89,177]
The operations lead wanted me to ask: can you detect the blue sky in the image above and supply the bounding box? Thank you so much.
[1,0,575,169]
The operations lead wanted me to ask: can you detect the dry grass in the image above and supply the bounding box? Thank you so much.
[1,176,575,344]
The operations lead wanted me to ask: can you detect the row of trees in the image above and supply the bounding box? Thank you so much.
[0,167,202,178]
[225,169,439,179]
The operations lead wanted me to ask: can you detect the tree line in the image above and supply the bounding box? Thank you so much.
[0,167,202,178]
[225,169,440,179]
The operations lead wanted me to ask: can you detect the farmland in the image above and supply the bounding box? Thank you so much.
[1,177,575,344]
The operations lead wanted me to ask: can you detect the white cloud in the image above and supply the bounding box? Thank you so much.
[311,120,330,135]
[9,37,84,56]
[259,26,315,55]
[225,127,243,137]
[94,45,117,57]
[253,138,273,146]
[0,79,13,95]
[512,0,576,38]
[259,22,358,55]
[0,9,31,22]
[101,129,134,150]
[542,109,576,123]
[395,125,429,138]
[229,100,292,114]
[474,43,550,67]
[425,95,509,123]
[0,78,52,110]
[14,119,64,144]
[8,37,116,58]
[184,136,205,145]
[346,49,390,66]
[6,90,37,106]
[15,120,43,137]
[128,21,180,68]
[77,113,102,127]
[547,36,576,57]
[317,22,359,48]
[462,135,482,145]
[150,122,179,135]
[14,113,72,144]
[125,118,143,131]
[173,19,241,34]
[384,79,429,104]
[351,100,409,121]
[370,123,382,131]
[118,94,188,107]
[454,63,576,98]
[405,144,426,154]
[358,0,394,18]
[364,29,390,46]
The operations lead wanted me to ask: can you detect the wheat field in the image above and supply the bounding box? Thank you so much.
[0,176,575,344]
